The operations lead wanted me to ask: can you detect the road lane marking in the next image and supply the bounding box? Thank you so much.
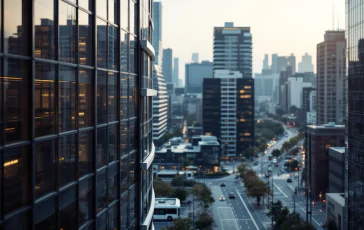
[217,207,224,230]
[235,189,259,230]
[273,182,289,198]
[312,218,321,227]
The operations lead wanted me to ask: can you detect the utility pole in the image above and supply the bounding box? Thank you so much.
[271,174,274,227]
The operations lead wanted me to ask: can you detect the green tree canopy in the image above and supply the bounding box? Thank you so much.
[172,188,189,202]
[154,178,173,197]
[192,183,215,209]
[163,218,193,230]
[194,212,215,230]
[272,149,282,157]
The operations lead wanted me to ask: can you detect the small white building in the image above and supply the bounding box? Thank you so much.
[287,76,312,109]
[326,193,345,230]
[306,112,317,124]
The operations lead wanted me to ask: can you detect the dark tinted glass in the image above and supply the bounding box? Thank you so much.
[96,170,107,213]
[59,134,76,187]
[97,127,107,169]
[120,30,129,72]
[35,62,56,137]
[97,71,107,124]
[34,0,55,59]
[59,66,76,132]
[79,10,93,66]
[120,121,128,156]
[108,204,118,230]
[79,178,93,226]
[129,75,136,117]
[108,73,117,121]
[35,140,56,199]
[120,157,128,194]
[97,19,107,68]
[129,36,136,73]
[60,186,77,230]
[108,25,118,70]
[96,211,107,230]
[108,164,117,204]
[59,1,77,63]
[79,69,94,127]
[4,59,29,144]
[120,193,128,229]
[4,0,30,55]
[129,186,136,225]
[79,131,94,177]
[3,146,29,214]
[108,125,118,162]
[120,74,128,120]
[34,196,57,230]
[3,210,30,230]
[129,153,135,186]
[129,119,136,152]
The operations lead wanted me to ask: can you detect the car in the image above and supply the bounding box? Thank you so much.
[268,167,272,172]
[219,196,226,201]
[287,178,292,183]
[255,155,259,158]
[220,183,226,187]
[254,161,259,166]
[275,163,279,167]
[268,162,272,166]
[264,173,270,178]
[229,192,236,199]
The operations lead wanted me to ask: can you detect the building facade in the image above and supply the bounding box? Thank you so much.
[317,30,346,125]
[326,193,345,230]
[185,61,213,94]
[213,22,252,78]
[0,0,155,229]
[328,147,345,193]
[152,1,168,140]
[254,73,280,103]
[192,53,199,63]
[203,70,254,157]
[173,57,179,87]
[346,1,364,228]
[162,48,173,83]
[298,53,314,73]
[277,54,296,74]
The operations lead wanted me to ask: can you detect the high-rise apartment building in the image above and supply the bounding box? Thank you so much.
[173,58,179,87]
[263,54,269,70]
[272,54,278,73]
[298,53,314,73]
[162,48,173,83]
[317,31,346,125]
[203,70,254,157]
[152,1,168,140]
[213,22,253,78]
[192,53,199,63]
[0,1,155,229]
[185,61,213,94]
[346,1,364,228]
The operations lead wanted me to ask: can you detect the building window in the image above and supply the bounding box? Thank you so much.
[108,72,117,121]
[59,1,77,63]
[59,134,76,187]
[59,66,76,132]
[108,164,118,204]
[97,127,107,169]
[79,178,93,226]
[79,130,94,177]
[97,19,107,68]
[120,0,129,31]
[97,70,107,124]
[60,186,77,230]
[121,74,129,120]
[96,169,107,213]
[79,10,93,66]
[34,196,57,230]
[79,69,94,128]
[108,125,118,162]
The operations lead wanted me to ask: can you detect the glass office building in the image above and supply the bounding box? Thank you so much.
[0,0,155,229]
[346,0,364,229]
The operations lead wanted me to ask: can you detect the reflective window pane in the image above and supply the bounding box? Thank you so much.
[120,0,129,31]
[120,157,128,194]
[4,0,30,55]
[129,186,136,225]
[35,196,57,230]
[97,19,107,68]
[97,0,107,19]
[79,131,94,177]
[35,140,56,199]
[129,0,136,35]
[97,71,107,124]
[79,69,94,128]
[108,125,118,162]
[120,121,128,156]
[108,204,118,230]
[4,59,29,144]
[129,119,136,152]
[97,127,107,169]
[108,25,118,70]
[79,10,93,66]
[59,134,76,187]
[108,0,117,24]
[59,1,77,63]
[129,75,136,117]
[129,153,135,187]
[60,186,77,230]
[108,73,117,121]
[130,36,136,73]
[3,210,30,230]
[79,0,91,11]
[120,74,128,120]
[120,193,128,229]
[59,66,76,132]
[96,211,107,230]
[34,0,55,59]
[79,178,93,226]
[35,62,56,137]
[120,30,129,72]
[3,146,29,214]
[108,164,117,204]
[96,170,107,213]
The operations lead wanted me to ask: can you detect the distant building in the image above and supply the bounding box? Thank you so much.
[305,124,345,201]
[276,54,296,74]
[316,31,346,125]
[328,147,345,193]
[192,53,199,63]
[287,75,312,109]
[272,53,278,73]
[306,112,316,124]
[203,70,254,157]
[184,94,203,124]
[263,54,269,70]
[326,193,345,230]
[185,61,213,94]
[254,73,280,103]
[173,57,179,87]
[213,22,252,78]
[298,53,314,73]
[279,66,293,112]
[163,48,173,83]
[309,90,317,112]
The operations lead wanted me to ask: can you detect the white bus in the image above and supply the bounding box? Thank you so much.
[153,198,181,221]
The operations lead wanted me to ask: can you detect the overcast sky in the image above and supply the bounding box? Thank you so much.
[160,0,345,81]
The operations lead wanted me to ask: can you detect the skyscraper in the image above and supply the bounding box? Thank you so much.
[316,31,346,125]
[298,53,314,73]
[213,22,253,78]
[173,58,179,87]
[192,53,199,63]
[346,1,364,228]
[163,48,173,83]
[272,53,278,73]
[0,1,155,229]
[185,61,213,93]
[277,54,296,74]
[263,54,269,70]
[152,1,168,140]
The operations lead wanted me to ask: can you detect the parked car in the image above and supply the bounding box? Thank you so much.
[287,178,292,183]
[229,192,236,199]
[220,183,226,187]
[268,162,272,167]
[254,161,259,166]
[275,163,279,167]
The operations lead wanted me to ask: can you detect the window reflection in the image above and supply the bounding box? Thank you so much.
[97,70,107,124]
[129,75,136,117]
[121,74,129,120]
[96,211,107,230]
[59,66,76,132]
[130,119,136,153]
[59,134,76,187]
[35,197,57,230]
[108,73,117,121]
[108,125,118,162]
[97,127,107,169]
[35,140,56,199]
[96,170,107,213]
[4,59,29,144]
[129,186,136,225]
[108,0,117,24]
[108,204,118,230]
[120,157,128,194]
[60,186,77,230]
[79,131,94,177]
[59,1,77,63]
[108,164,117,204]
[120,193,128,229]
[130,36,136,73]
[129,153,135,186]
[34,0,55,59]
[97,19,107,68]
[108,25,118,70]
[120,0,129,31]
[3,210,30,230]
[79,10,93,66]
[35,62,56,137]
[97,0,107,19]
[120,30,129,72]
[129,0,136,35]
[79,0,91,11]
[79,69,94,128]
[120,121,129,156]
[3,146,29,214]
[79,178,93,227]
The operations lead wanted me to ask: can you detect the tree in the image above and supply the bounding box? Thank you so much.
[289,105,298,114]
[194,212,215,230]
[245,179,269,206]
[163,218,193,230]
[272,149,282,157]
[267,200,283,222]
[172,188,189,203]
[154,178,173,197]
[322,219,338,230]
[237,163,248,178]
[182,159,191,168]
[192,183,215,209]
[243,146,255,159]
